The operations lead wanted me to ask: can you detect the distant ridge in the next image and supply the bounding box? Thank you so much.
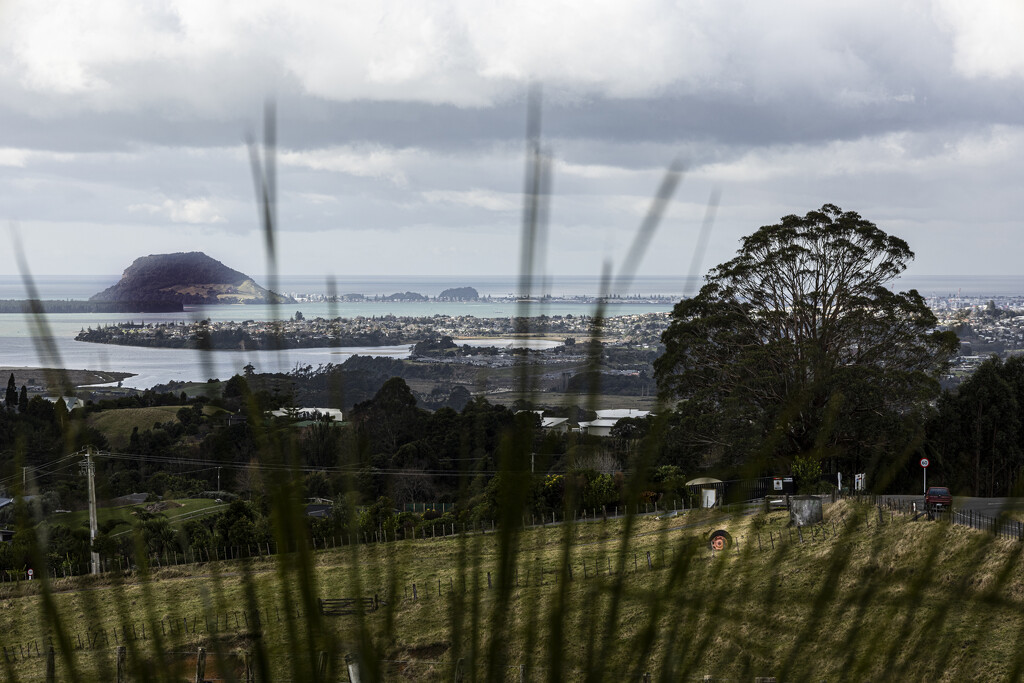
[90,252,294,305]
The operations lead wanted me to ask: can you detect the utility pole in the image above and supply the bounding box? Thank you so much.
[83,448,100,575]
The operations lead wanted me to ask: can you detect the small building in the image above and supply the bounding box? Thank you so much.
[577,409,654,437]
[540,417,569,434]
[305,503,332,518]
[305,498,334,518]
[594,409,651,420]
[686,477,724,508]
[43,396,80,412]
[579,418,619,437]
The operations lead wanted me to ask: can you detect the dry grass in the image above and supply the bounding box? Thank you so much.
[4,500,1024,681]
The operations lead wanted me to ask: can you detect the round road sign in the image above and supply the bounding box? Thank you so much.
[920,458,929,468]
[27,568,33,579]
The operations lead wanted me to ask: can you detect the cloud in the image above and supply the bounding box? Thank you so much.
[0,1,1023,281]
[691,125,1024,184]
[129,197,228,224]
[421,189,520,212]
[278,146,412,185]
[0,149,32,167]
[936,0,1024,79]
[0,147,77,167]
[0,0,999,115]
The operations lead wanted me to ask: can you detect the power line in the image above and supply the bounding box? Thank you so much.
[96,450,508,478]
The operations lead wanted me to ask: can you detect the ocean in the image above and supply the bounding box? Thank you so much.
[2,273,1022,301]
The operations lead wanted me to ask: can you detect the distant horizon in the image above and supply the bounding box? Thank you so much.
[3,273,1024,302]
[4,272,1024,280]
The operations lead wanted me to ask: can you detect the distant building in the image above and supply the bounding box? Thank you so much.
[578,418,619,437]
[305,503,332,518]
[43,396,80,411]
[305,498,334,518]
[577,410,652,437]
[270,407,344,422]
[541,417,569,434]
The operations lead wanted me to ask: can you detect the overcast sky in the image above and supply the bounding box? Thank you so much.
[1,1,1022,287]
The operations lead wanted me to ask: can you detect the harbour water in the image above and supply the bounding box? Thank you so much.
[0,275,677,389]
[0,274,1019,389]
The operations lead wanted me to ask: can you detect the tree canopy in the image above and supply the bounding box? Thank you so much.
[927,356,1024,497]
[654,204,957,475]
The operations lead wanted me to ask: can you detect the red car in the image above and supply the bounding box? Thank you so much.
[924,486,953,512]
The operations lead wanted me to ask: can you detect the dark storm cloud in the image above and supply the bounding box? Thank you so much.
[4,77,1023,158]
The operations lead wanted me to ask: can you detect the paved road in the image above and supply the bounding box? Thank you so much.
[882,494,1024,514]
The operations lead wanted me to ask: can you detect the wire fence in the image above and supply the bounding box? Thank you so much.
[3,496,1011,682]
[875,495,1024,541]
[0,497,730,584]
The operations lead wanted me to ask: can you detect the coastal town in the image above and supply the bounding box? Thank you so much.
[924,293,1024,386]
[75,311,672,350]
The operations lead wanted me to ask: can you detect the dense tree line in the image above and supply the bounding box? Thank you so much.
[925,356,1024,496]
[0,370,666,577]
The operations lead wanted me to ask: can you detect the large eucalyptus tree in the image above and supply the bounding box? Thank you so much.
[655,204,958,476]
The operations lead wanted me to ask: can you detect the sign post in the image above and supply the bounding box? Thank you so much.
[27,568,33,580]
[920,458,929,494]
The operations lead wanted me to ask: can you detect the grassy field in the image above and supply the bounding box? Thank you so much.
[3,499,1024,681]
[43,499,226,534]
[87,406,223,449]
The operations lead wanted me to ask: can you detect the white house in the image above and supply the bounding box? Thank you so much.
[540,416,569,433]
[578,409,652,437]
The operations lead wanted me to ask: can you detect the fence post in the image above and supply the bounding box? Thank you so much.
[117,646,126,683]
[346,653,362,683]
[194,647,206,683]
